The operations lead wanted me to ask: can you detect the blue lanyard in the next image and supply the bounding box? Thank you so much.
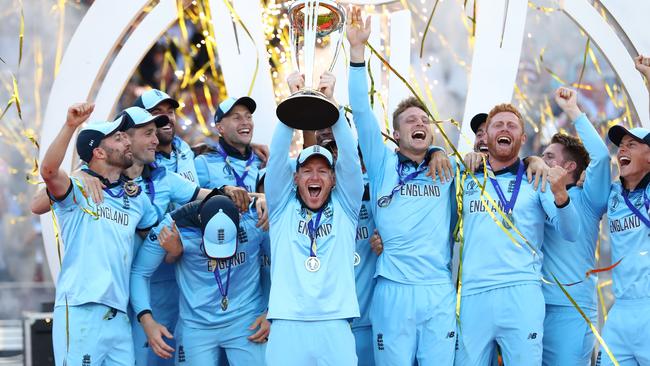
[307,210,323,257]
[622,189,650,229]
[486,160,524,214]
[213,258,232,302]
[377,161,427,207]
[216,144,255,189]
[144,177,155,204]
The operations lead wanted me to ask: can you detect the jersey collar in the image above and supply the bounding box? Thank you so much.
[81,168,124,189]
[219,137,252,161]
[621,172,650,192]
[396,151,431,167]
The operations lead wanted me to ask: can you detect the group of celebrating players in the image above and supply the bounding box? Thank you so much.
[34,6,650,366]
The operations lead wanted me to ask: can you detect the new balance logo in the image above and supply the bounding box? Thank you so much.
[527,332,537,340]
[178,345,186,363]
[446,331,455,339]
[82,354,91,366]
[376,333,384,351]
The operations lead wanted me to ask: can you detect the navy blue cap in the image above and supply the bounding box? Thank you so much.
[214,96,256,123]
[608,126,650,147]
[470,113,488,134]
[133,89,180,110]
[76,119,131,163]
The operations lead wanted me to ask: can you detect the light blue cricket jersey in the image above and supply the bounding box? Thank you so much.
[542,114,611,310]
[607,173,650,300]
[130,202,268,328]
[194,138,263,192]
[459,159,581,295]
[352,177,377,329]
[133,163,199,283]
[259,230,271,307]
[265,110,363,321]
[51,176,158,312]
[349,65,455,285]
[155,136,198,184]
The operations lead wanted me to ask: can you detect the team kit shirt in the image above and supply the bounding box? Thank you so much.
[130,202,269,328]
[195,138,263,192]
[352,177,377,329]
[607,173,650,301]
[541,113,611,310]
[349,65,455,286]
[459,159,581,295]
[265,110,363,321]
[155,135,198,184]
[51,176,158,312]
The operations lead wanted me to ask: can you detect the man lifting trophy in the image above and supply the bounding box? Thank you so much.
[276,0,346,130]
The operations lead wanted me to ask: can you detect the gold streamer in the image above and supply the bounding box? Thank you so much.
[223,0,259,96]
[419,0,441,59]
[18,2,24,66]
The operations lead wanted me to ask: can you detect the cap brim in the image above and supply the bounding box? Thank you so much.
[203,240,237,259]
[149,114,170,128]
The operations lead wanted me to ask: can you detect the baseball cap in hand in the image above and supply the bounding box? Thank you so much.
[116,107,169,128]
[214,96,256,123]
[608,125,650,147]
[76,119,131,163]
[133,89,180,110]
[200,195,240,259]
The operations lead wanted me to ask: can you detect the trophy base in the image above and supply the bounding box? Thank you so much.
[276,90,340,130]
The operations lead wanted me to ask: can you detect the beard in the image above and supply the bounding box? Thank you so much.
[156,128,174,146]
[105,147,134,169]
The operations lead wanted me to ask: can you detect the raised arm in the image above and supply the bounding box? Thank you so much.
[265,73,302,212]
[41,103,95,198]
[555,87,610,216]
[320,71,363,216]
[634,55,650,116]
[347,7,389,179]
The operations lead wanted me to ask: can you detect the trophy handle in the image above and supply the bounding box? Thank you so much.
[328,27,345,73]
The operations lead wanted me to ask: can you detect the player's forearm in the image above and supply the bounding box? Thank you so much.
[31,188,51,215]
[265,121,294,202]
[332,107,364,199]
[552,197,581,243]
[40,124,76,181]
[350,45,365,64]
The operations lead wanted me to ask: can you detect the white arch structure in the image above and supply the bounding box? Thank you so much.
[39,0,650,278]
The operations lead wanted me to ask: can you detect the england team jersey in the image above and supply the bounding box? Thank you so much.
[51,176,158,312]
[349,65,455,285]
[194,138,263,192]
[606,174,650,300]
[265,110,363,321]
[459,160,581,295]
[130,203,268,328]
[155,136,198,184]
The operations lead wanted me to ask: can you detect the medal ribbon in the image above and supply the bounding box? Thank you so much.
[216,144,255,189]
[377,161,428,207]
[622,190,650,229]
[486,160,524,215]
[144,176,155,204]
[307,210,323,258]
[212,256,232,306]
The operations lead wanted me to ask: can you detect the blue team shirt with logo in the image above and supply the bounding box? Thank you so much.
[607,174,650,300]
[459,160,581,295]
[194,140,263,192]
[542,114,610,310]
[155,136,198,184]
[352,175,377,329]
[130,203,268,328]
[265,111,363,321]
[349,65,455,285]
[133,163,199,283]
[51,177,158,312]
